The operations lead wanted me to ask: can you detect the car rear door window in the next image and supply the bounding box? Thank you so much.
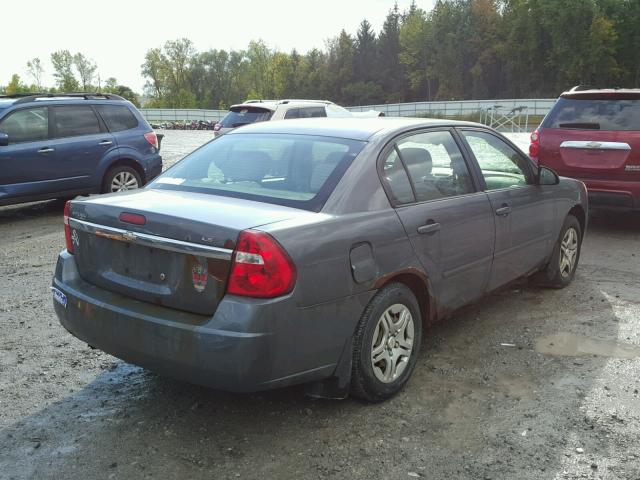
[0,107,48,144]
[53,106,101,138]
[284,107,327,119]
[543,98,640,130]
[95,105,138,132]
[395,130,475,202]
[461,130,531,190]
[381,149,415,204]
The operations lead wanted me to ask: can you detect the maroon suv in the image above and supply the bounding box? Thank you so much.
[530,87,640,210]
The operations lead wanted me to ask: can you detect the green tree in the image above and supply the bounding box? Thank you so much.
[102,78,140,106]
[5,74,30,95]
[245,40,273,99]
[399,3,430,100]
[141,47,167,103]
[26,58,44,91]
[377,3,406,102]
[354,20,377,83]
[51,50,79,91]
[73,53,97,91]
[325,30,356,103]
[468,0,504,99]
[428,0,466,99]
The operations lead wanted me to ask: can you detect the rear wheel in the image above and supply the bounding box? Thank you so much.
[102,166,142,193]
[350,283,422,402]
[535,214,582,288]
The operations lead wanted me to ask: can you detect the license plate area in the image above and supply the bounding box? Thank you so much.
[73,229,230,316]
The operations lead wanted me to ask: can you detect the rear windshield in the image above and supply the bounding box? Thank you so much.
[543,98,640,131]
[220,107,273,128]
[150,133,365,211]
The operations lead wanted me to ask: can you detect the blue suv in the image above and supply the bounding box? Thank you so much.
[0,93,162,206]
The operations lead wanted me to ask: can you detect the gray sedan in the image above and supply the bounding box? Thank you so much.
[52,118,588,402]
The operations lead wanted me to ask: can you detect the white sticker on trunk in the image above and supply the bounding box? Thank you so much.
[155,177,185,185]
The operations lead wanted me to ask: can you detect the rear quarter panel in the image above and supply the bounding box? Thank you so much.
[553,177,589,239]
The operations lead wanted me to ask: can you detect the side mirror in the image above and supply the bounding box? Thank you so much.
[538,165,560,186]
[0,133,8,147]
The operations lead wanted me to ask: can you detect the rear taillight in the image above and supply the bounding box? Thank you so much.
[529,129,540,163]
[64,201,74,254]
[144,131,158,149]
[213,123,221,131]
[227,230,296,298]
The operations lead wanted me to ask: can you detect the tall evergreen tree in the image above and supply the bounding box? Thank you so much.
[377,3,406,102]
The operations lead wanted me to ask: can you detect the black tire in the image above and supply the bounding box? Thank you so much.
[101,166,142,194]
[534,214,582,288]
[350,282,423,402]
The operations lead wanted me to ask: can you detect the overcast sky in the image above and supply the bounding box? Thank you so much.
[2,0,436,94]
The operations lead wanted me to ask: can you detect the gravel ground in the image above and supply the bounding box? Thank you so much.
[1,130,639,480]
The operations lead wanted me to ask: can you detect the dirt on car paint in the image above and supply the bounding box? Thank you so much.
[1,131,639,480]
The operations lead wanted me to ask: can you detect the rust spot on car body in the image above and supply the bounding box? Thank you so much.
[373,267,438,324]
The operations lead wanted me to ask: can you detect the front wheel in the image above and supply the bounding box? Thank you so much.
[350,283,422,402]
[102,166,142,193]
[535,214,582,288]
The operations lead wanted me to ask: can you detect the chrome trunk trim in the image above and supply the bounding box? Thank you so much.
[68,218,233,260]
[560,140,631,151]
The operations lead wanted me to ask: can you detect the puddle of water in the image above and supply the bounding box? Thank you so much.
[536,332,640,359]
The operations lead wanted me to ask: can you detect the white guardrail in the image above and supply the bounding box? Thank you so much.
[140,98,557,132]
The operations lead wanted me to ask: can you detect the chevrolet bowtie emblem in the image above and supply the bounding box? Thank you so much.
[122,231,138,242]
[586,141,602,149]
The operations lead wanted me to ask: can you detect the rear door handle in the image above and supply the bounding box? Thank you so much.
[38,147,55,153]
[495,205,512,216]
[98,140,113,146]
[417,222,441,235]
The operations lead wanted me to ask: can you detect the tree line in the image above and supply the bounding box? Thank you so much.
[1,51,139,105]
[141,0,639,108]
[3,1,639,108]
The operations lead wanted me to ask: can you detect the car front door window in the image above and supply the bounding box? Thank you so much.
[461,130,531,190]
[0,107,48,144]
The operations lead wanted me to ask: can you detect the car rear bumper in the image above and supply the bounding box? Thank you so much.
[52,251,367,392]
[579,178,640,210]
[143,154,163,183]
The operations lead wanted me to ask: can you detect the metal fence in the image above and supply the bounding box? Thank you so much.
[140,98,557,131]
[346,98,556,117]
[140,109,227,123]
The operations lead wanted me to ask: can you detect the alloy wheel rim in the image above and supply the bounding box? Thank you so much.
[111,171,139,192]
[559,227,578,278]
[371,303,415,383]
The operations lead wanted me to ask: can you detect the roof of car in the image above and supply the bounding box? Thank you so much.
[230,101,279,111]
[230,99,334,112]
[561,87,640,100]
[0,93,127,107]
[226,117,482,141]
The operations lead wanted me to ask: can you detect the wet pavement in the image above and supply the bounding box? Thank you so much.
[0,131,639,480]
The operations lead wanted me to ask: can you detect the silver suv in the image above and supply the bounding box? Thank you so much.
[213,99,352,137]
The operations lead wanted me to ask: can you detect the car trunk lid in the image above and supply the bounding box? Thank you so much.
[68,188,309,315]
[540,129,640,180]
[537,96,640,180]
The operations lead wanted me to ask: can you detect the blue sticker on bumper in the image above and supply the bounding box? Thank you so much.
[51,287,67,308]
